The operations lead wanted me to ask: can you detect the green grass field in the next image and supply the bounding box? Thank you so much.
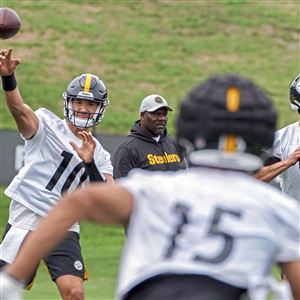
[0,0,299,299]
[0,1,299,134]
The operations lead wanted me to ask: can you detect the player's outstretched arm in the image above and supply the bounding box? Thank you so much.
[3,183,132,284]
[255,160,291,182]
[255,148,300,182]
[0,48,38,139]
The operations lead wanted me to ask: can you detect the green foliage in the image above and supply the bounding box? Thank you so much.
[0,0,299,136]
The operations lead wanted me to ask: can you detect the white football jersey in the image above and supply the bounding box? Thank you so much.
[273,121,300,201]
[5,108,113,218]
[116,168,300,299]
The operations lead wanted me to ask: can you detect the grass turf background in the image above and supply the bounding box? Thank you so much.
[0,0,299,299]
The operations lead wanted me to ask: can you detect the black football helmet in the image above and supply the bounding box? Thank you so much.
[176,74,277,172]
[289,73,300,112]
[63,74,109,128]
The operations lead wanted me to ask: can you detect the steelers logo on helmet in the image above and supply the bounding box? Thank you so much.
[176,74,277,172]
[289,73,300,112]
[63,74,109,128]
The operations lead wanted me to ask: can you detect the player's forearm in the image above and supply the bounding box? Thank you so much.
[4,89,38,138]
[4,87,26,115]
[282,261,300,300]
[103,173,114,184]
[2,73,23,114]
[255,160,289,182]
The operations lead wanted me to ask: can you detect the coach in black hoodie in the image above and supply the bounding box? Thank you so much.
[112,94,186,178]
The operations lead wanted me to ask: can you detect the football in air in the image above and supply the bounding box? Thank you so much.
[0,7,21,39]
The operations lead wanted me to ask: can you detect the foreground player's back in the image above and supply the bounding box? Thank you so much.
[117,167,299,298]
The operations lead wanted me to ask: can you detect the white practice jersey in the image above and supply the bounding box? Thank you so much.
[5,108,113,223]
[273,121,300,201]
[117,168,300,299]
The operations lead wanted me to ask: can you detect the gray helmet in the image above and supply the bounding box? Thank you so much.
[63,74,109,128]
[289,73,300,113]
[176,74,277,172]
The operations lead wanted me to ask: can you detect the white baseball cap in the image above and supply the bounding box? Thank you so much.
[139,94,174,113]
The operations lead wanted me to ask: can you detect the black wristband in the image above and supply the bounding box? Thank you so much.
[84,159,105,182]
[84,159,95,167]
[2,73,17,91]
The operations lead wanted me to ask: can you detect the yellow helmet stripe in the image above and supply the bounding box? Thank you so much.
[84,74,92,93]
[224,134,237,153]
[226,87,240,112]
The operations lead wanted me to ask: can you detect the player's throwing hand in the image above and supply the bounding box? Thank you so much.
[0,48,21,76]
